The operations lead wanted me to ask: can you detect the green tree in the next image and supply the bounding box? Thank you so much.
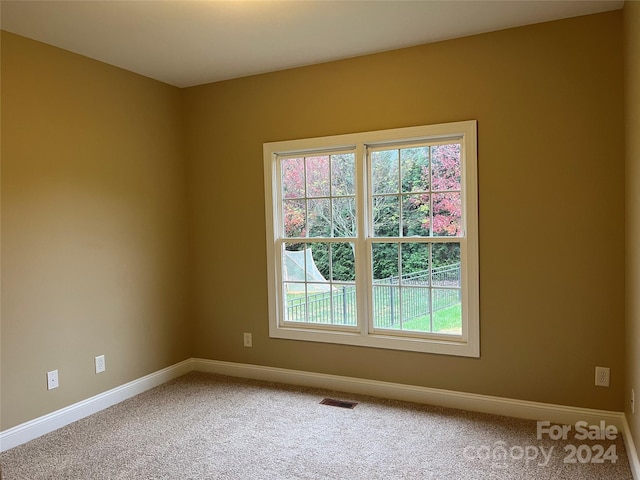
[281,144,461,281]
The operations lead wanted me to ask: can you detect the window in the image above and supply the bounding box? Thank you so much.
[264,121,478,357]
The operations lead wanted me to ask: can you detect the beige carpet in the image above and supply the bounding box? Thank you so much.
[0,372,634,479]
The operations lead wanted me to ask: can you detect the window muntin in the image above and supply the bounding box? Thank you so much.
[368,141,463,337]
[279,150,358,329]
[370,241,461,335]
[281,152,356,239]
[370,142,462,238]
[282,241,357,327]
[264,121,478,357]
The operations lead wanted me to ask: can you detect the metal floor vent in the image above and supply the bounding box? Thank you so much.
[320,398,358,409]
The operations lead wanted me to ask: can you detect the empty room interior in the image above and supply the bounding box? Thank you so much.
[1,0,640,477]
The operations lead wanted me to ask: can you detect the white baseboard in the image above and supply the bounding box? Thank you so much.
[195,359,640,477]
[622,414,640,480]
[0,359,192,452]
[193,358,626,430]
[3,355,640,477]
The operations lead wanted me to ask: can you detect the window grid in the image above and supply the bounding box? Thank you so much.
[264,121,478,357]
[367,141,463,336]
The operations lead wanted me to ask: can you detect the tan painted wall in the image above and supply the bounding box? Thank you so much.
[0,10,628,432]
[0,32,191,430]
[185,11,625,411]
[625,0,640,460]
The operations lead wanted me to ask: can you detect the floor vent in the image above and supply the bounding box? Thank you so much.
[320,398,358,409]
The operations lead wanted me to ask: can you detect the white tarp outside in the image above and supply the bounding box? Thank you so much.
[283,248,330,293]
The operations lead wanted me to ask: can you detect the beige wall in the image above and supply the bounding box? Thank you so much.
[0,32,191,430]
[186,11,625,411]
[0,9,629,432]
[625,0,640,461]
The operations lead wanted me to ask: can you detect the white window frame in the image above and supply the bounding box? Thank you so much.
[263,121,479,357]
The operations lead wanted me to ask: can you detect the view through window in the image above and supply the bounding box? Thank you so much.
[264,121,478,356]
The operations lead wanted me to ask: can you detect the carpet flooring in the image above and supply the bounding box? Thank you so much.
[0,372,634,479]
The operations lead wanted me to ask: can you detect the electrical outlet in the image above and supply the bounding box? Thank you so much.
[47,370,59,390]
[243,332,252,347]
[595,366,610,387]
[95,355,106,374]
[632,389,635,414]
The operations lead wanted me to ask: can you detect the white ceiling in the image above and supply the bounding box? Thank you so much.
[0,0,624,88]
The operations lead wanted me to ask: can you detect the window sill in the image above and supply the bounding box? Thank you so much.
[269,324,480,357]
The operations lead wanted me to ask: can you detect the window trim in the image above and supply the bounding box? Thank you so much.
[264,121,479,357]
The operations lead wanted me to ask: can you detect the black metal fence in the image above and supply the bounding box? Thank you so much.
[286,263,461,327]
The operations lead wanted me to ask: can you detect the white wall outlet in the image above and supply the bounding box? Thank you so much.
[47,370,59,390]
[595,366,610,387]
[243,332,252,347]
[95,355,106,374]
[632,389,635,414]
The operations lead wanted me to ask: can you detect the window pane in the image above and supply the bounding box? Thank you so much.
[371,150,399,194]
[331,286,357,326]
[373,285,399,329]
[431,144,461,191]
[401,243,430,285]
[307,199,331,237]
[401,147,429,192]
[283,199,306,237]
[283,243,305,283]
[371,244,432,333]
[432,192,462,236]
[402,194,430,237]
[283,242,357,326]
[432,288,462,335]
[308,243,330,283]
[284,243,332,325]
[432,243,461,287]
[306,156,330,197]
[400,287,431,332]
[372,243,398,281]
[284,283,306,322]
[282,243,329,287]
[332,197,356,237]
[331,153,355,196]
[282,157,305,199]
[371,241,399,328]
[331,242,355,282]
[306,291,332,324]
[373,195,399,237]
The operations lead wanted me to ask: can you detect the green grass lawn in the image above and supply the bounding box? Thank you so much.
[396,303,462,335]
[286,288,461,335]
